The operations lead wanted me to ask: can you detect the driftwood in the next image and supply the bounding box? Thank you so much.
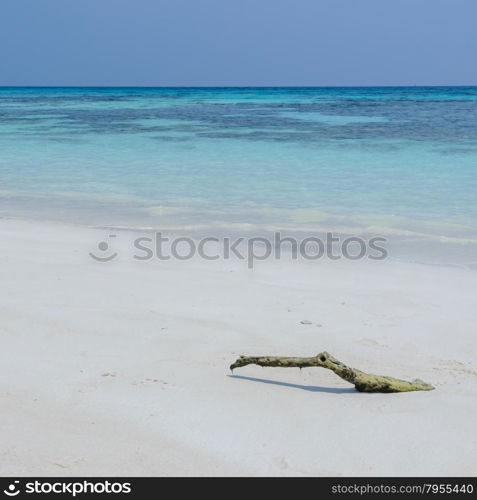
[230,351,434,393]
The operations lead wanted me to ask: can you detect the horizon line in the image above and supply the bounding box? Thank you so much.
[0,84,476,89]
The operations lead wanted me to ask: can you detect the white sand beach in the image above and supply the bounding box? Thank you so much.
[1,218,476,476]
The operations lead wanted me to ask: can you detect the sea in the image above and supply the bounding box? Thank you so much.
[1,87,476,265]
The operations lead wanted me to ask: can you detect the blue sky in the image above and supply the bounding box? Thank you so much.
[1,0,476,86]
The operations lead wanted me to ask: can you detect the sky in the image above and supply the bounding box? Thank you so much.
[0,0,476,86]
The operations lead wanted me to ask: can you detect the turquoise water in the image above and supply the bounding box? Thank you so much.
[1,87,476,252]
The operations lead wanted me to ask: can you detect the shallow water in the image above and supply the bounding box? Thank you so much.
[1,87,476,263]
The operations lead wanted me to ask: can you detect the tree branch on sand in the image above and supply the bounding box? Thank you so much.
[230,351,434,393]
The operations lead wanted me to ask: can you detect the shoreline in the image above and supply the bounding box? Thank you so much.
[1,217,476,475]
[2,212,477,271]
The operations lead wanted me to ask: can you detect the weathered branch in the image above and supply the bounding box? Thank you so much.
[230,351,434,393]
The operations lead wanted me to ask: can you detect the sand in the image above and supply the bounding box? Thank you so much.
[0,218,476,476]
